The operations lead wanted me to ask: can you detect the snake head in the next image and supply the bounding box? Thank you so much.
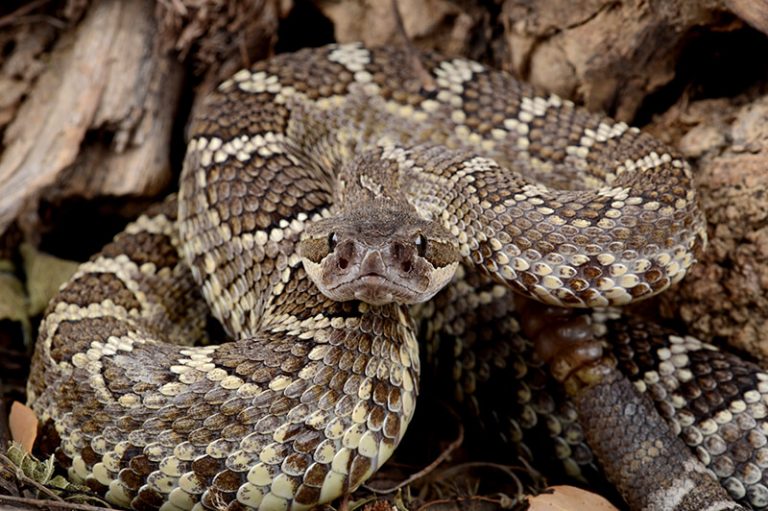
[298,208,459,305]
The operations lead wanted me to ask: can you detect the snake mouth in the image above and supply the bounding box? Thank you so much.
[301,231,458,306]
[329,273,425,305]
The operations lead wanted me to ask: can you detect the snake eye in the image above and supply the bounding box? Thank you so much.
[415,234,427,257]
[328,232,338,251]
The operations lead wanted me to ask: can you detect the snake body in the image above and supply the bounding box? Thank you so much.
[26,43,762,510]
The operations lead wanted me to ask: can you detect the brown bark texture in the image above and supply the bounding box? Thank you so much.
[0,0,768,508]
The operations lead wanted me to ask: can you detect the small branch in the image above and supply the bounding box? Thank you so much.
[0,495,118,511]
[0,0,51,28]
[0,453,65,503]
[416,494,509,511]
[364,413,464,495]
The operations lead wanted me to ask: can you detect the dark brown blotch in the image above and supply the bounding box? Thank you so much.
[192,455,223,477]
[297,236,331,264]
[212,469,243,493]
[103,231,179,270]
[424,239,458,268]
[58,272,141,310]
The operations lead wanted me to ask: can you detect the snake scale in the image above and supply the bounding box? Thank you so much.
[25,43,768,510]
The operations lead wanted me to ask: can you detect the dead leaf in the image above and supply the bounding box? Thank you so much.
[9,401,38,453]
[21,243,79,317]
[5,442,100,502]
[527,486,619,511]
[0,263,30,342]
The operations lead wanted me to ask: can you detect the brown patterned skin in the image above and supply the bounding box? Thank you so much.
[574,368,741,511]
[180,43,706,317]
[517,305,744,510]
[29,200,420,510]
[422,278,768,510]
[26,43,762,511]
[606,317,768,509]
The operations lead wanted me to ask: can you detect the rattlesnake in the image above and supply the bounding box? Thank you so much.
[27,43,768,510]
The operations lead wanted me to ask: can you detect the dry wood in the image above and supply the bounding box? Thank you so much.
[316,0,479,57]
[0,0,182,238]
[155,0,287,93]
[726,0,768,36]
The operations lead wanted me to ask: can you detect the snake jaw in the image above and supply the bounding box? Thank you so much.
[300,235,459,305]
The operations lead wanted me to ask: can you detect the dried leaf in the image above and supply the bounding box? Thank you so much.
[9,402,37,454]
[21,243,79,317]
[527,486,619,511]
[6,442,54,485]
[4,442,104,503]
[0,263,30,342]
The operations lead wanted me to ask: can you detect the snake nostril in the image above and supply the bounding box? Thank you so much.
[338,258,349,270]
[401,260,412,273]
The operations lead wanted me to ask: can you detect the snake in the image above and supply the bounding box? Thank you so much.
[25,43,768,510]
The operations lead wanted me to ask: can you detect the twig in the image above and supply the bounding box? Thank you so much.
[436,461,528,480]
[0,0,52,28]
[428,461,528,502]
[0,453,65,503]
[416,494,511,511]
[364,413,464,495]
[0,495,118,511]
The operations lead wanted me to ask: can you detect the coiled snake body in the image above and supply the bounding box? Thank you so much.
[27,44,768,510]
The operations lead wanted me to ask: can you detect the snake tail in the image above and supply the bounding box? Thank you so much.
[524,307,745,511]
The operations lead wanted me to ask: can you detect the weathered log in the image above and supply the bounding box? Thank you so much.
[0,0,181,239]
